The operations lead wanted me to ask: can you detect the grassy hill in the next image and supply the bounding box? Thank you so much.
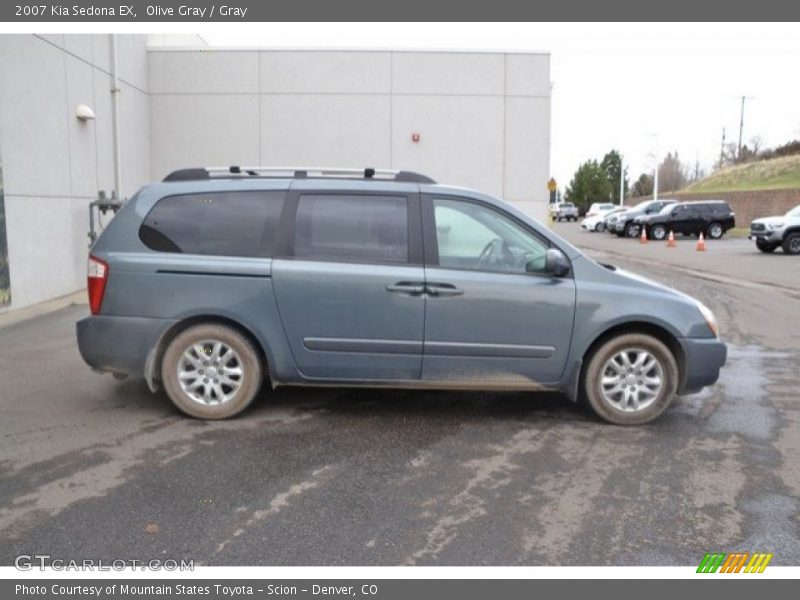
[684,154,800,193]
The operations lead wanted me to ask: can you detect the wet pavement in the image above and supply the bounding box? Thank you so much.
[1,229,799,566]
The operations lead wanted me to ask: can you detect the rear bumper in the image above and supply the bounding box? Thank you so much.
[678,337,727,395]
[76,315,178,377]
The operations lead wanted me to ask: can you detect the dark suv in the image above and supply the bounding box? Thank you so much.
[611,199,677,237]
[636,201,735,240]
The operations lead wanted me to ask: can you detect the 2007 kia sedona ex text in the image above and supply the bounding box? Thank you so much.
[76,166,727,425]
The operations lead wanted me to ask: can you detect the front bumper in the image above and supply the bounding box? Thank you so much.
[748,229,782,242]
[76,315,178,377]
[677,337,727,395]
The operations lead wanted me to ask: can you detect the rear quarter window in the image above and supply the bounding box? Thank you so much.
[139,190,285,257]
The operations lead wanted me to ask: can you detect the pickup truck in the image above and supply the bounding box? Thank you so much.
[550,202,579,222]
[749,205,800,254]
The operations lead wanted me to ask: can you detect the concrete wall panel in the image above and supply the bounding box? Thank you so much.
[0,35,71,198]
[65,55,99,198]
[148,50,259,94]
[504,96,551,205]
[4,196,77,308]
[150,94,259,179]
[392,52,505,96]
[0,34,151,312]
[392,96,505,196]
[119,84,151,198]
[260,95,391,168]
[64,34,93,64]
[259,51,391,94]
[505,54,551,97]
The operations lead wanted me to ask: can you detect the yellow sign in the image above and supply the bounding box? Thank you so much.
[547,178,557,192]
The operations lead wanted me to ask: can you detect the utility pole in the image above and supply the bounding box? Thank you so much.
[719,127,726,167]
[737,96,755,159]
[737,96,746,158]
[646,133,659,201]
[619,154,625,206]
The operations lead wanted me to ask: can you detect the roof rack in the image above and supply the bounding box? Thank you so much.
[162,166,436,184]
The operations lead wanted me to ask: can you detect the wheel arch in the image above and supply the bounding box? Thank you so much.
[145,314,271,392]
[577,321,687,400]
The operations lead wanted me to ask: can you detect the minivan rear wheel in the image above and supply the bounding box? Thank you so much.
[162,324,263,419]
[583,333,678,425]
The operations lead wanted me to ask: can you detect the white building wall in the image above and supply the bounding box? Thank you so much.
[147,48,551,219]
[0,40,549,313]
[0,34,151,311]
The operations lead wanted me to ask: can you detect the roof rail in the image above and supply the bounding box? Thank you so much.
[162,166,436,184]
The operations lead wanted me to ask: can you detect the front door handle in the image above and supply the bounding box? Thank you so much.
[426,283,464,297]
[386,282,425,295]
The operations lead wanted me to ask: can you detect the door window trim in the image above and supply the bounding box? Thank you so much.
[421,194,571,279]
[275,188,424,266]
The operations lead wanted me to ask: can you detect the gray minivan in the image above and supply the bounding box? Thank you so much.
[77,167,726,425]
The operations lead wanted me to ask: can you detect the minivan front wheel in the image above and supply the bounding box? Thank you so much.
[583,333,678,425]
[162,324,263,419]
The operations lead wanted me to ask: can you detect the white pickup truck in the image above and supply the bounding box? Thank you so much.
[550,202,579,222]
[749,205,800,254]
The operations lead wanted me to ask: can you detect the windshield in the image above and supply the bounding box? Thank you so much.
[786,205,800,218]
[633,200,653,210]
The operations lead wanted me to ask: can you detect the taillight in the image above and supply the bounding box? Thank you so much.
[87,256,109,315]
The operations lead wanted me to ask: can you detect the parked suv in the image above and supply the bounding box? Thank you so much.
[77,166,726,425]
[611,199,677,237]
[749,205,800,254]
[636,201,735,240]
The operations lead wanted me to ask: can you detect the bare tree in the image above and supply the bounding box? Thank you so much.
[657,152,689,192]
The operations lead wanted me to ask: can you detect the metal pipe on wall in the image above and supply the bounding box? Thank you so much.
[109,34,122,201]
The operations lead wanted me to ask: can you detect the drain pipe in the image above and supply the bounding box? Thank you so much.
[110,34,122,201]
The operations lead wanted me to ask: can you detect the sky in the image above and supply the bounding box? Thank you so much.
[201,23,800,190]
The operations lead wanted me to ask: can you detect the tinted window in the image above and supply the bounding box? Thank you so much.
[294,194,408,263]
[140,191,285,257]
[433,198,548,274]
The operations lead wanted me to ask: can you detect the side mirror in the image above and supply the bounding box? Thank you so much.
[544,248,571,278]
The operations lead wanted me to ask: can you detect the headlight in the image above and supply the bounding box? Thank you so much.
[767,222,784,230]
[696,300,719,337]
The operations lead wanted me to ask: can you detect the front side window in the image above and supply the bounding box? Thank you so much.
[294,194,408,263]
[433,198,548,274]
[140,190,285,257]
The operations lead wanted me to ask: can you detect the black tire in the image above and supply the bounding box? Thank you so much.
[707,221,724,239]
[582,333,679,425]
[756,238,777,253]
[650,224,667,241]
[624,222,640,238]
[595,222,605,232]
[783,232,800,255]
[161,324,264,419]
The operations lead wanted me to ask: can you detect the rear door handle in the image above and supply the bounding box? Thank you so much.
[426,283,464,297]
[386,282,425,295]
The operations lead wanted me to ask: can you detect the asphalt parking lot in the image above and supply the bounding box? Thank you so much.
[1,222,799,566]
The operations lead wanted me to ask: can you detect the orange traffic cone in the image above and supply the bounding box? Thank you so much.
[666,230,676,248]
[639,227,648,244]
[696,232,706,251]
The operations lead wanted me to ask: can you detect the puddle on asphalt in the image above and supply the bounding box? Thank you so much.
[675,344,790,440]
